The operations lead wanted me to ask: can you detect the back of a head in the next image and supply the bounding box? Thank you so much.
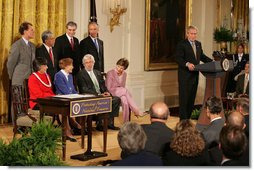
[205,96,222,114]
[171,119,205,157]
[220,125,247,160]
[149,101,170,121]
[117,122,147,154]
[226,111,245,129]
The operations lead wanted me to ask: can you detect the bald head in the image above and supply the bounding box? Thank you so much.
[226,111,245,129]
[149,102,170,121]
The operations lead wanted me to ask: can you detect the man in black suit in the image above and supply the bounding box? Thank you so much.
[141,101,174,157]
[77,54,120,131]
[36,30,57,83]
[174,25,213,120]
[220,125,247,166]
[236,62,249,97]
[54,21,80,76]
[80,22,104,72]
[209,111,249,166]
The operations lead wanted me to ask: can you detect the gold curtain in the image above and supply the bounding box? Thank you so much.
[231,0,249,53]
[0,0,66,124]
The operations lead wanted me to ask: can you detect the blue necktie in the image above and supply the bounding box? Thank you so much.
[94,39,99,52]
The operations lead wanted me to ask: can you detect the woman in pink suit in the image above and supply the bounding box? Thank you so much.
[106,58,146,122]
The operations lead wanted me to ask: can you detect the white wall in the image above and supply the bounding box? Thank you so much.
[67,0,218,110]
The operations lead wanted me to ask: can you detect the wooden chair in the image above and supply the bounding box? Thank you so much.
[11,80,52,138]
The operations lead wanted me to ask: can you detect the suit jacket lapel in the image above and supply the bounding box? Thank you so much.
[84,70,94,86]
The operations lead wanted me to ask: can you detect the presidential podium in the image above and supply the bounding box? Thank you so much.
[194,59,233,125]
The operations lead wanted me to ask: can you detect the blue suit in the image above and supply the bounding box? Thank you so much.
[54,70,77,95]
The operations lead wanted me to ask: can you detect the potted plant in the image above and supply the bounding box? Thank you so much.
[213,26,234,52]
[0,121,65,166]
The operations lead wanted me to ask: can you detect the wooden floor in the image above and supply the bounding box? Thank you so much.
[0,113,193,166]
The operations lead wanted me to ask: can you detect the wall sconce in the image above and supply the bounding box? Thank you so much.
[104,0,127,32]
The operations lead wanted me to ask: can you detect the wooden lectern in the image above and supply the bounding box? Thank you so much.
[194,60,233,126]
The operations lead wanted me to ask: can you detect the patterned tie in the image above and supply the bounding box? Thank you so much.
[49,48,54,66]
[243,74,249,94]
[94,38,99,53]
[191,41,196,58]
[90,71,101,94]
[70,38,74,50]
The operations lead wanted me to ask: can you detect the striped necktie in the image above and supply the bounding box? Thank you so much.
[191,41,196,58]
[94,38,99,52]
[90,71,101,94]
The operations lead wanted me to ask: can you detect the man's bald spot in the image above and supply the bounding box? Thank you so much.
[226,111,245,129]
[150,102,169,119]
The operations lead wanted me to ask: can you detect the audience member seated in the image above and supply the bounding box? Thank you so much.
[106,58,147,122]
[209,111,249,166]
[54,58,82,135]
[220,125,247,166]
[226,43,249,93]
[77,54,121,131]
[196,96,224,148]
[236,98,249,138]
[235,62,249,98]
[28,57,77,142]
[111,122,163,166]
[141,101,174,157]
[162,119,210,166]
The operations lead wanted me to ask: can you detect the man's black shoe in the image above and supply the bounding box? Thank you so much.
[108,125,120,130]
[96,125,104,131]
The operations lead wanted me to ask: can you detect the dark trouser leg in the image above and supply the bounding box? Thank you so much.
[179,78,198,120]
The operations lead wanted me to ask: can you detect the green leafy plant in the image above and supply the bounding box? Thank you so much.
[190,109,201,120]
[213,26,234,43]
[0,121,65,166]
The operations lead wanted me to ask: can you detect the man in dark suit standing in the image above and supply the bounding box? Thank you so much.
[77,54,120,131]
[36,30,57,83]
[54,21,80,76]
[141,101,174,157]
[174,25,213,120]
[80,22,104,72]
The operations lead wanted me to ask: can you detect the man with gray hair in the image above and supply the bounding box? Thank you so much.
[77,54,120,131]
[36,30,57,82]
[111,122,162,166]
[141,101,174,157]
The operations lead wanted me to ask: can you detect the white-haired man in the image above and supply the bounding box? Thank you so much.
[77,54,120,131]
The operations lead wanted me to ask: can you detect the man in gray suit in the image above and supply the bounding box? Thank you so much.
[197,96,225,148]
[7,22,35,86]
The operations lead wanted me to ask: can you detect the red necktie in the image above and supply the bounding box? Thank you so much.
[70,38,74,50]
[49,48,54,66]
